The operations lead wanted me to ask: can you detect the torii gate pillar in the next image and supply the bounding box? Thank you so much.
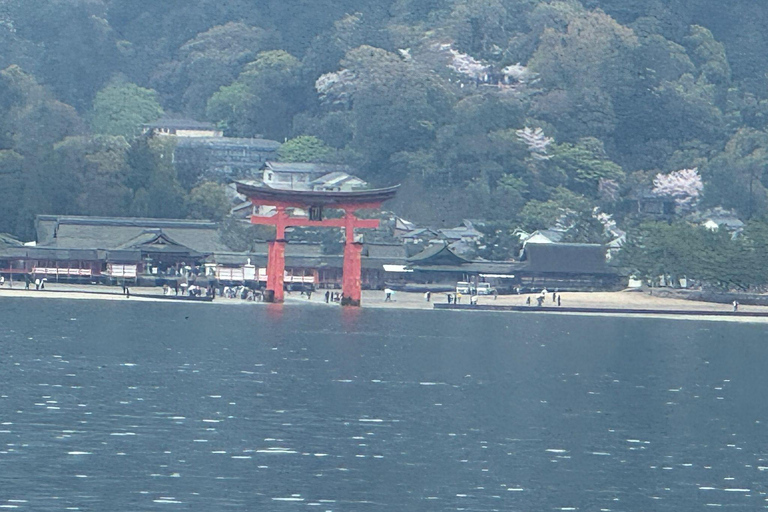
[341,211,364,306]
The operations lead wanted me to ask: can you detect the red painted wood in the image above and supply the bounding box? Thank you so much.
[249,216,380,230]
[266,240,286,303]
[244,195,393,307]
[342,242,363,306]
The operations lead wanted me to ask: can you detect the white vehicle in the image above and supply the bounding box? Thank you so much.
[475,282,495,295]
[455,281,471,294]
[456,281,496,295]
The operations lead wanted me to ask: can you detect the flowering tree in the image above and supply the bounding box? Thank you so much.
[315,69,356,106]
[516,127,553,160]
[652,168,703,212]
[501,63,532,83]
[447,48,489,80]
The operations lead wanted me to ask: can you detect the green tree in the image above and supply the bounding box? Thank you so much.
[620,221,757,290]
[90,81,163,138]
[207,50,304,139]
[153,22,274,115]
[529,9,639,140]
[53,135,132,216]
[126,136,187,218]
[702,128,768,218]
[518,188,605,242]
[188,182,231,221]
[278,136,334,163]
[549,137,624,195]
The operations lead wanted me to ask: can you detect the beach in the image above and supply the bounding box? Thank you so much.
[1,281,766,319]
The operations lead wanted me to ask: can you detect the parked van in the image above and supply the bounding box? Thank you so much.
[455,281,497,295]
[475,282,495,295]
[455,281,472,294]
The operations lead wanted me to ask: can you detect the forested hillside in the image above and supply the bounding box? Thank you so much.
[1,0,768,242]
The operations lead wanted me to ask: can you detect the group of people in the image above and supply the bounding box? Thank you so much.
[220,285,261,301]
[525,290,562,307]
[445,292,480,305]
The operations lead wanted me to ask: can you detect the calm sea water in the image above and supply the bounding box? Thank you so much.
[1,298,767,511]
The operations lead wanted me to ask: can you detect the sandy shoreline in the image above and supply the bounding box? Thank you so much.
[1,283,766,321]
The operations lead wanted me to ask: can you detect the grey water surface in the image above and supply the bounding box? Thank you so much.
[1,297,767,511]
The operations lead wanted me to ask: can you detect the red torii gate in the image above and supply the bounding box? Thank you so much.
[235,182,399,306]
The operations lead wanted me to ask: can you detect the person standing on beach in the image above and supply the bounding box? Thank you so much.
[325,290,330,303]
[733,300,739,312]
[557,295,561,307]
[526,296,531,306]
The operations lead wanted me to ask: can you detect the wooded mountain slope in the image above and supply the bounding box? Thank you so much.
[0,0,766,240]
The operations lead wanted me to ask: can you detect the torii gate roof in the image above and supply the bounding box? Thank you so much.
[235,181,399,207]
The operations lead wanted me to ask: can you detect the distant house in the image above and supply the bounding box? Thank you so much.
[392,217,416,238]
[627,189,676,218]
[404,242,517,290]
[143,118,223,138]
[207,241,407,289]
[517,243,622,290]
[520,229,565,246]
[261,161,367,192]
[175,136,281,181]
[399,228,439,245]
[0,214,413,289]
[400,241,623,292]
[701,210,744,232]
[3,215,232,283]
[143,118,281,182]
[438,221,483,243]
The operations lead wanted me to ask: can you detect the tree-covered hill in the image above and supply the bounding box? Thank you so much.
[1,0,768,242]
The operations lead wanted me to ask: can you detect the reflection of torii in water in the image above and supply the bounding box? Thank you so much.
[236,182,399,306]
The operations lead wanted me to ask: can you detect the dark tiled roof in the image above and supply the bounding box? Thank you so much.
[522,243,613,274]
[400,228,438,239]
[407,242,471,265]
[0,233,23,248]
[143,118,217,130]
[35,216,229,254]
[410,262,520,274]
[363,243,407,260]
[175,137,281,151]
[264,161,352,174]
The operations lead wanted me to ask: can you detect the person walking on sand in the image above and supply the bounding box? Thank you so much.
[526,296,531,306]
[733,300,739,312]
[325,290,330,303]
[447,293,453,304]
[557,294,561,307]
[456,292,462,304]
